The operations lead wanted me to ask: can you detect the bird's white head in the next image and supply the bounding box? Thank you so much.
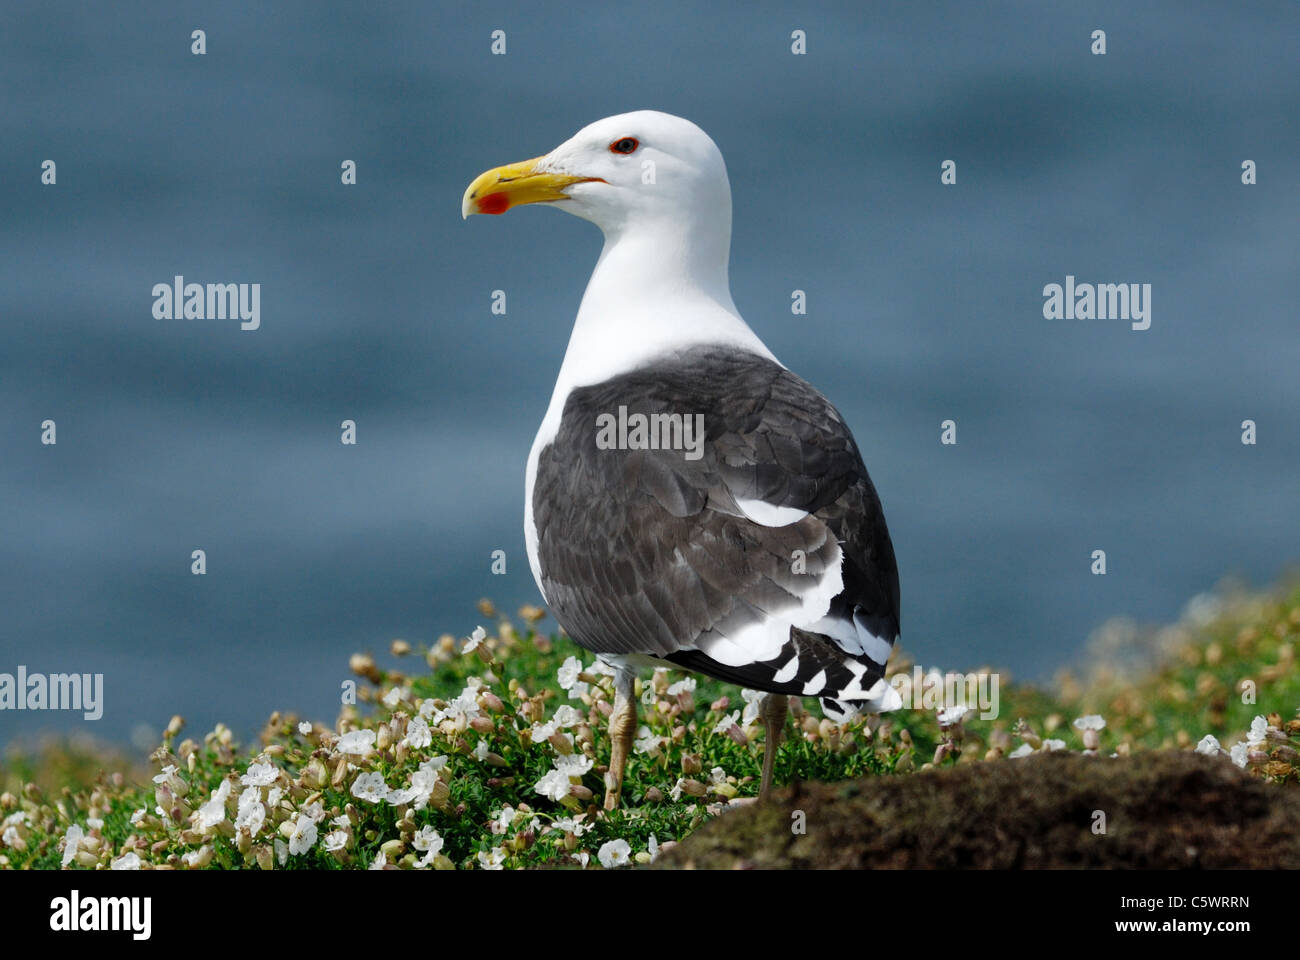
[461,110,731,246]
[462,111,770,385]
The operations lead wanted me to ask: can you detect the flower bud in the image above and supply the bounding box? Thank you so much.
[470,716,494,735]
[428,779,451,811]
[184,845,215,869]
[678,779,707,797]
[331,756,349,788]
[390,639,411,656]
[349,653,381,683]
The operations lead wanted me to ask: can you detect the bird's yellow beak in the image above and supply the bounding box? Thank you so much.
[461,156,599,219]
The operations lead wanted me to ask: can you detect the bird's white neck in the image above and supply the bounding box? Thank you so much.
[553,218,774,394]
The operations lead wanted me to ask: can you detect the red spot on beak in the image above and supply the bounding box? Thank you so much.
[477,193,510,215]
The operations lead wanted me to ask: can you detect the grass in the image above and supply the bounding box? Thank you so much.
[2,580,1298,870]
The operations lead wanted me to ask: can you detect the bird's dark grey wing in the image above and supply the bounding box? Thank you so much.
[532,344,900,702]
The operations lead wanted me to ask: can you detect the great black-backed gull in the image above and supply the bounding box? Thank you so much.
[463,110,901,808]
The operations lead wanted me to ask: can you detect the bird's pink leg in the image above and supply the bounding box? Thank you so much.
[759,693,789,801]
[603,668,637,811]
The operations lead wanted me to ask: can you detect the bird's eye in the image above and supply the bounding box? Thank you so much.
[609,137,639,155]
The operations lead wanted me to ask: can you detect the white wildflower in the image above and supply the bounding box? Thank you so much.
[464,625,487,652]
[535,768,572,801]
[241,759,279,787]
[552,816,590,837]
[413,826,443,854]
[634,725,664,756]
[555,753,593,777]
[288,814,318,856]
[557,656,583,690]
[1195,734,1223,756]
[713,710,741,736]
[336,729,377,756]
[401,715,432,749]
[235,787,266,836]
[1247,715,1269,747]
[667,677,696,696]
[552,704,583,727]
[598,838,631,868]
[61,824,84,867]
[477,847,506,870]
[350,771,388,804]
[194,778,232,832]
[938,705,972,727]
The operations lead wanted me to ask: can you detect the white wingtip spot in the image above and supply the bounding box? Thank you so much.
[878,684,903,713]
[734,497,809,527]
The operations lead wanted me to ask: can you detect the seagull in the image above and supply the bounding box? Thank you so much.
[462,111,901,809]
